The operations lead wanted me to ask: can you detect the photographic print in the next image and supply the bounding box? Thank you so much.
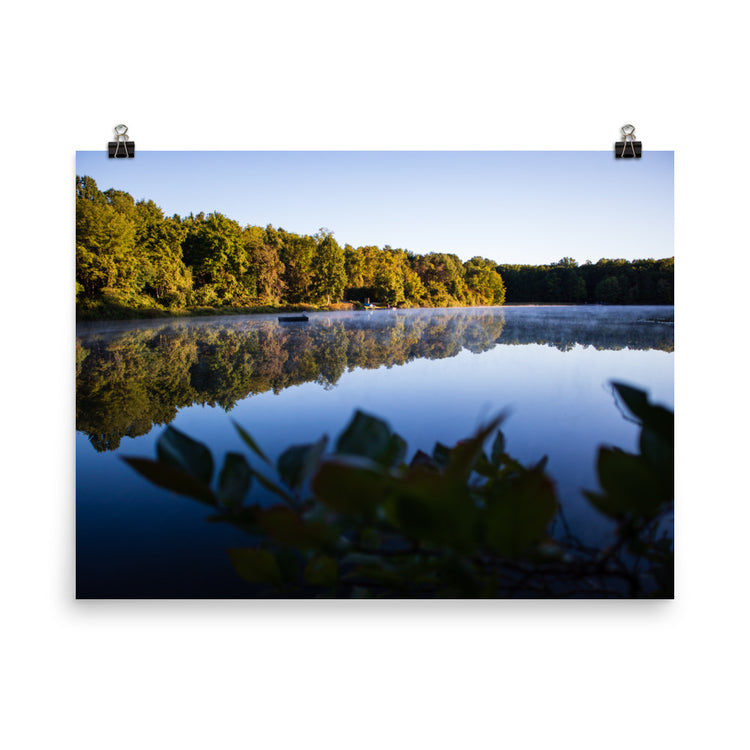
[75,151,674,599]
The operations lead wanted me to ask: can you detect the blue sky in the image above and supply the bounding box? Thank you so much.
[76,151,673,265]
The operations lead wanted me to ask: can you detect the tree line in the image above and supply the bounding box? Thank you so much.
[76,176,506,317]
[76,176,673,318]
[498,256,674,305]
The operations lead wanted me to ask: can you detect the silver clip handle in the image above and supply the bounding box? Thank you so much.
[113,124,129,158]
[620,124,637,158]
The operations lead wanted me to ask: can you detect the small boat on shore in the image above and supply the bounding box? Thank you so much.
[278,314,309,323]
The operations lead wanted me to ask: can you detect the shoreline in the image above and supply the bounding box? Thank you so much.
[76,300,674,324]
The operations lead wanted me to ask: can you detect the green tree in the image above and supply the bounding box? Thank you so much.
[595,275,622,304]
[134,200,191,307]
[182,212,245,303]
[413,253,469,306]
[311,229,346,305]
[279,229,316,303]
[343,244,365,288]
[76,176,139,301]
[464,257,506,305]
[76,175,673,316]
[373,250,406,306]
[242,225,284,303]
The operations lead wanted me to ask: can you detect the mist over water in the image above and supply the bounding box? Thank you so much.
[76,305,673,597]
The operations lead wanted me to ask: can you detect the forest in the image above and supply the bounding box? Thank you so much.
[498,257,674,305]
[76,175,673,319]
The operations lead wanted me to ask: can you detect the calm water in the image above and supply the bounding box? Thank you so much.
[76,305,674,598]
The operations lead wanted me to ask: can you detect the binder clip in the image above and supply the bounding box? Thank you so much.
[108,124,135,158]
[615,124,641,158]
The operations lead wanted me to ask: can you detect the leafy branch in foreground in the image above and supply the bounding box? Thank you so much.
[124,382,673,598]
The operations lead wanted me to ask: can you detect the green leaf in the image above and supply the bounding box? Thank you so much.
[640,423,674,508]
[490,430,506,466]
[312,457,392,515]
[156,425,213,484]
[445,415,504,480]
[484,468,558,557]
[249,469,296,505]
[123,457,216,506]
[473,451,495,478]
[277,436,328,491]
[256,506,333,549]
[232,420,272,465]
[336,410,389,457]
[590,447,670,518]
[228,548,282,585]
[384,433,407,467]
[611,382,650,423]
[612,382,673,444]
[582,490,612,517]
[597,448,647,495]
[432,442,451,468]
[642,403,673,440]
[389,468,477,550]
[217,452,252,509]
[410,450,437,470]
[335,410,405,468]
[303,555,338,587]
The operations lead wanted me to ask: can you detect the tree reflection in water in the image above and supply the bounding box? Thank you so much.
[76,308,673,452]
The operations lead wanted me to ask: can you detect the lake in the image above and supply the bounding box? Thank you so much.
[76,305,674,598]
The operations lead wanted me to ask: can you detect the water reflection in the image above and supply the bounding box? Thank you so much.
[76,307,673,452]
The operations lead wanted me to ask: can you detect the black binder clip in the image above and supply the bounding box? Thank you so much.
[108,124,135,158]
[615,124,641,158]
